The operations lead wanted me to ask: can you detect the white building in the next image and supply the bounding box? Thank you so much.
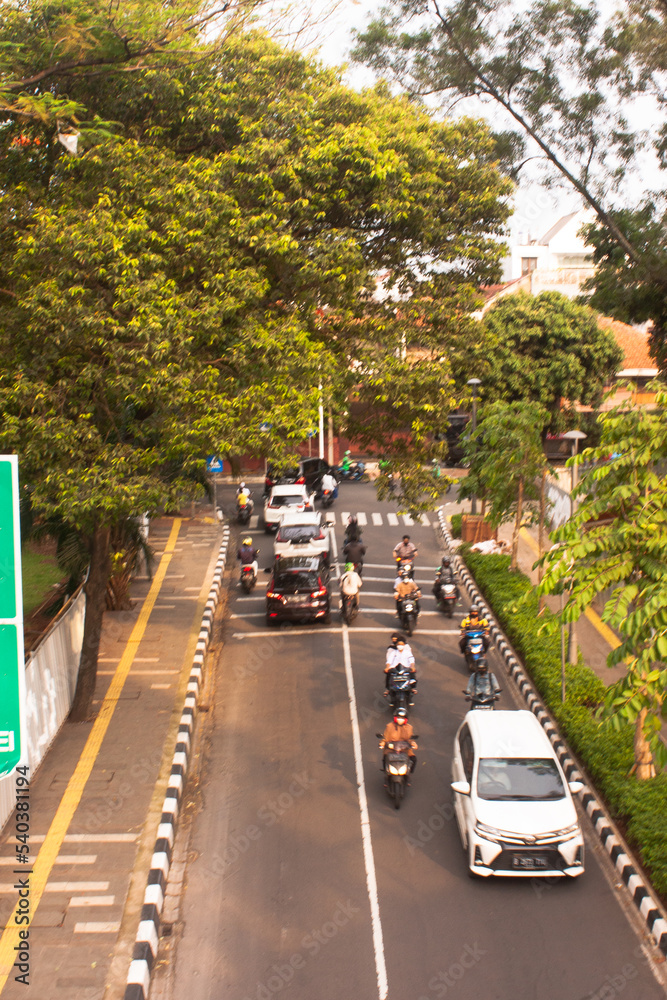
[504,210,596,297]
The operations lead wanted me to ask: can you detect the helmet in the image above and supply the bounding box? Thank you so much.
[442,558,451,567]
[345,562,354,572]
[394,707,408,724]
[243,537,252,546]
[477,658,489,673]
[469,605,480,617]
[240,481,246,489]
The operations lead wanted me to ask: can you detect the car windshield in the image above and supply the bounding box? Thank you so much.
[476,758,565,801]
[278,526,320,542]
[271,495,304,507]
[274,571,319,591]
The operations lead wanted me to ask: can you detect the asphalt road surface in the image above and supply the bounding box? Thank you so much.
[164,481,667,1000]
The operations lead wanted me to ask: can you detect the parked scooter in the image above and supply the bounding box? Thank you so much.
[336,460,365,481]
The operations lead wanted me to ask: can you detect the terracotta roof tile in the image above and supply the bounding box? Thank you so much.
[598,317,656,372]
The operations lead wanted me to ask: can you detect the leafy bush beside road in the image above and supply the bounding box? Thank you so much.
[462,547,667,898]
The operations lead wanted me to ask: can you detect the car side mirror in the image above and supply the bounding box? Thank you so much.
[375,733,383,739]
[451,780,471,796]
[568,780,584,795]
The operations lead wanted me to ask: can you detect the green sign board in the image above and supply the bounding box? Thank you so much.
[0,458,25,778]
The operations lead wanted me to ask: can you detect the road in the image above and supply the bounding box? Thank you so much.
[161,481,666,1000]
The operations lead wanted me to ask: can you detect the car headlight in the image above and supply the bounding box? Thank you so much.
[388,765,408,775]
[474,822,506,842]
[551,823,581,839]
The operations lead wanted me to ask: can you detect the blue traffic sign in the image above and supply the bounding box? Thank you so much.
[206,455,224,473]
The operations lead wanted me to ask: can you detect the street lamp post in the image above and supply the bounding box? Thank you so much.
[562,429,587,665]
[467,378,481,516]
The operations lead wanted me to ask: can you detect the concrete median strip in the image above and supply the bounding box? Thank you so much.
[437,508,667,957]
[124,525,230,1000]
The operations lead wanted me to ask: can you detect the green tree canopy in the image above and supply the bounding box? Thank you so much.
[459,400,549,569]
[0,25,513,716]
[477,291,623,425]
[352,0,667,368]
[538,388,667,777]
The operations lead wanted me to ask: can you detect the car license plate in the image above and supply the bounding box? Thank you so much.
[511,853,548,870]
[284,596,307,605]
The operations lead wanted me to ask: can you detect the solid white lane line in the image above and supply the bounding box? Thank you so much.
[387,513,399,526]
[371,513,383,526]
[342,625,388,1000]
[231,628,460,639]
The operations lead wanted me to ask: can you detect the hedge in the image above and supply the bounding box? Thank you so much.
[462,547,667,899]
[450,513,462,538]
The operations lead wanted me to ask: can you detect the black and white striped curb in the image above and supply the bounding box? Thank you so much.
[124,524,230,1000]
[437,508,667,956]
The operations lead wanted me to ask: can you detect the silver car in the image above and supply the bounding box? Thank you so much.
[273,511,331,564]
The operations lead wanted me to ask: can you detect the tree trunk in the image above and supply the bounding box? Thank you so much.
[511,476,524,570]
[630,707,656,780]
[538,467,547,613]
[69,526,111,722]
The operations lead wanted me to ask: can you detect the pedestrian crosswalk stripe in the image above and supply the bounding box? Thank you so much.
[341,511,350,524]
[357,512,368,525]
[251,510,436,530]
[371,513,382,526]
[403,514,414,526]
[418,514,430,526]
[325,513,336,526]
[387,513,399,526]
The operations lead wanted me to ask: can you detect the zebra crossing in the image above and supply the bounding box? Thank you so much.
[243,510,435,530]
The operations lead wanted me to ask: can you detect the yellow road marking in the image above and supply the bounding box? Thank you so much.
[519,527,621,651]
[0,519,182,990]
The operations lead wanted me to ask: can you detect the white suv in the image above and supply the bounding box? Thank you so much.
[263,484,315,533]
[451,710,584,878]
[273,511,331,563]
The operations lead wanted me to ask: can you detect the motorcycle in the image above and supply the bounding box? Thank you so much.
[386,667,416,713]
[463,628,486,672]
[320,488,335,508]
[464,689,501,711]
[395,557,415,578]
[237,494,253,525]
[398,596,418,636]
[436,579,458,617]
[376,736,418,809]
[239,558,258,593]
[336,460,366,481]
[341,592,359,624]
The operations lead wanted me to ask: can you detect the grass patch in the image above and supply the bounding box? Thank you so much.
[21,543,64,617]
[461,545,667,899]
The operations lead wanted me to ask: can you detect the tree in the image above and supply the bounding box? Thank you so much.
[459,400,549,569]
[478,291,623,426]
[538,388,667,778]
[352,0,667,367]
[0,28,513,718]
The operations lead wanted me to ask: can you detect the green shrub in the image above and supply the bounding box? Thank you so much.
[450,513,462,538]
[461,546,667,899]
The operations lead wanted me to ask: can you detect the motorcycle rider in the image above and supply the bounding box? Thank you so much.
[237,536,259,579]
[394,566,421,617]
[340,450,352,473]
[384,636,417,698]
[339,561,362,612]
[343,534,366,573]
[433,556,459,598]
[321,470,338,500]
[379,707,418,776]
[465,658,501,703]
[236,482,254,514]
[393,534,418,569]
[459,605,490,654]
[344,514,363,542]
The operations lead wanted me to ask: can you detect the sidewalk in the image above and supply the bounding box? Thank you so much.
[0,511,224,1000]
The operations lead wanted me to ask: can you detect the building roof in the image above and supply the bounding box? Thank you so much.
[538,212,579,246]
[598,317,657,375]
